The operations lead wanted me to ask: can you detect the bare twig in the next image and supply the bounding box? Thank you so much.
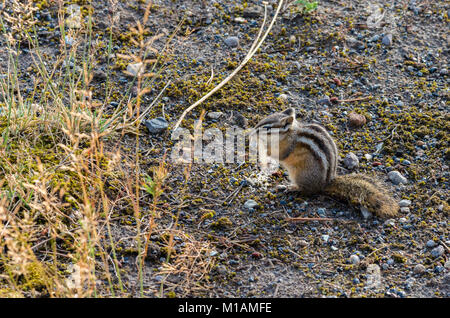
[286,217,334,222]
[172,0,284,132]
[338,96,373,103]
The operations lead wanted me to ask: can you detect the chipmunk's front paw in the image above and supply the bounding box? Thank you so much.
[276,184,300,193]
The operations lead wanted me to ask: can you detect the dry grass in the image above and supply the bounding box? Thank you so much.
[0,0,212,297]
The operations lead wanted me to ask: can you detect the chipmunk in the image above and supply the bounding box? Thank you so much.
[253,108,398,218]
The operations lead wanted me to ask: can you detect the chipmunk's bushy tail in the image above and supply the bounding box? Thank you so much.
[324,174,399,218]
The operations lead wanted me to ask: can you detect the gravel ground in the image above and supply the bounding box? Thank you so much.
[1,0,448,297]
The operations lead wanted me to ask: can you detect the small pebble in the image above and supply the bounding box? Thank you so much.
[388,170,408,185]
[399,199,411,207]
[216,265,227,275]
[317,97,330,105]
[144,117,168,134]
[298,240,308,247]
[430,245,445,258]
[426,240,437,248]
[369,34,380,42]
[382,33,393,46]
[343,152,359,170]
[244,199,258,210]
[207,111,223,119]
[234,17,247,23]
[242,6,263,18]
[209,250,218,257]
[444,260,450,270]
[400,207,410,214]
[413,264,426,274]
[224,36,239,48]
[349,254,360,265]
[348,112,366,127]
[434,265,444,273]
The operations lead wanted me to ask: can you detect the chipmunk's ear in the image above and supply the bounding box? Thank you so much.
[280,113,294,131]
[282,107,296,119]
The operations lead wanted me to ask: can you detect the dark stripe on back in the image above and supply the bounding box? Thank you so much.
[306,124,338,178]
[295,136,328,184]
[298,127,334,182]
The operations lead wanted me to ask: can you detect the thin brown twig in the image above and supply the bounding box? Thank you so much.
[286,217,335,222]
[338,96,373,103]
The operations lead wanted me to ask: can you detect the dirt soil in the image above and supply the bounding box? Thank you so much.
[1,0,449,297]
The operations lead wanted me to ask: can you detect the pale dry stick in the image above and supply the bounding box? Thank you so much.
[205,64,214,87]
[172,0,284,132]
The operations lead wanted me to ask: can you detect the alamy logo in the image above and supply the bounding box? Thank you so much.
[170,122,280,170]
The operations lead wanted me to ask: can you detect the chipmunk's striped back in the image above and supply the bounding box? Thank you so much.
[292,124,338,184]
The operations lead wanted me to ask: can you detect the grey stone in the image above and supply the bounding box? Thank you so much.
[426,240,437,248]
[144,117,168,134]
[243,6,263,18]
[216,265,227,275]
[207,111,223,120]
[382,33,393,46]
[400,207,410,213]
[224,36,239,48]
[244,199,258,210]
[298,240,308,247]
[444,259,450,270]
[399,199,412,207]
[349,254,360,265]
[430,245,445,258]
[369,34,380,42]
[317,208,326,216]
[343,152,359,170]
[413,264,426,274]
[209,250,218,257]
[388,170,408,185]
[317,97,330,105]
